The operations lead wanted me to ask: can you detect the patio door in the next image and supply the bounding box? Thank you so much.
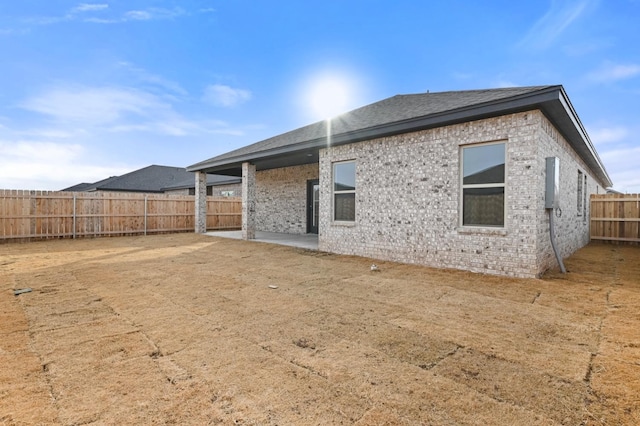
[306,179,320,234]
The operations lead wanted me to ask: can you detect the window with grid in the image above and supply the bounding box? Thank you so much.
[577,170,584,215]
[461,142,506,227]
[333,161,356,222]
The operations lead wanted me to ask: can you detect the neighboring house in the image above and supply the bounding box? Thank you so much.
[163,174,242,197]
[62,165,240,196]
[187,86,612,278]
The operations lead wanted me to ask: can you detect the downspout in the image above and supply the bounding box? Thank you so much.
[545,157,566,273]
[548,208,567,273]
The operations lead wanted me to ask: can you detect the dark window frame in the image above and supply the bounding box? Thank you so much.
[460,142,506,228]
[332,160,356,222]
[577,170,584,216]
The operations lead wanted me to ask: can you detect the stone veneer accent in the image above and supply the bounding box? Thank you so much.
[255,163,319,234]
[242,162,256,240]
[194,171,207,233]
[317,110,605,278]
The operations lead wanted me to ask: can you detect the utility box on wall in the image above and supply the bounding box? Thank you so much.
[545,157,560,209]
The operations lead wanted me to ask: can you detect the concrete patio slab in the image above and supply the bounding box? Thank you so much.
[205,230,319,250]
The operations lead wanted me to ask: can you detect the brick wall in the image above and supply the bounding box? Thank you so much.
[255,163,319,234]
[211,183,243,197]
[318,110,606,278]
[534,112,603,273]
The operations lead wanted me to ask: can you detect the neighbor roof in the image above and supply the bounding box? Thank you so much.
[62,165,194,193]
[61,175,121,192]
[63,165,241,193]
[187,86,612,187]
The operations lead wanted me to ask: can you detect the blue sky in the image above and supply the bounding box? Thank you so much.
[1,0,638,192]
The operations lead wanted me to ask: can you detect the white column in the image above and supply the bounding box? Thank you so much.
[195,171,207,233]
[242,162,256,240]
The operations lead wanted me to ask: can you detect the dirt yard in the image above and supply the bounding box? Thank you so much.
[1,234,638,425]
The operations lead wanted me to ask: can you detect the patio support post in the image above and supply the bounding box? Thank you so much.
[195,171,207,233]
[242,162,256,240]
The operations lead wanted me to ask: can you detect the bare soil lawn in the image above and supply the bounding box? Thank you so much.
[1,234,639,425]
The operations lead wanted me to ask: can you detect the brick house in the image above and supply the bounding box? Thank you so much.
[188,86,612,277]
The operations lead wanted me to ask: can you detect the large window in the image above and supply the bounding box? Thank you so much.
[583,174,587,220]
[577,170,584,216]
[333,161,356,222]
[461,142,506,227]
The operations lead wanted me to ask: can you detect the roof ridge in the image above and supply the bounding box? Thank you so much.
[394,85,557,97]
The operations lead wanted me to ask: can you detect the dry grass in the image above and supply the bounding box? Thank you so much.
[1,234,638,425]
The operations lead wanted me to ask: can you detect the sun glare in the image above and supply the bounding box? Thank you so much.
[307,74,352,120]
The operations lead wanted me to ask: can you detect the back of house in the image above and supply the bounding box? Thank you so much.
[188,86,611,278]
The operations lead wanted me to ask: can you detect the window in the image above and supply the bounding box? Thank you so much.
[583,174,587,220]
[461,142,505,227]
[333,161,356,222]
[190,186,213,196]
[577,170,584,215]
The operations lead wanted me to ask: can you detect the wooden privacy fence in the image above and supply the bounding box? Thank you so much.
[590,193,640,244]
[0,190,241,242]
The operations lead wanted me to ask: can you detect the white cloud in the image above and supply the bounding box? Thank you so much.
[203,84,252,107]
[2,79,252,190]
[22,5,184,26]
[18,82,250,140]
[588,126,629,145]
[124,10,152,21]
[1,140,83,160]
[519,0,594,49]
[588,62,640,83]
[607,169,640,193]
[82,17,118,24]
[18,128,86,139]
[599,146,640,192]
[20,86,168,125]
[123,8,185,22]
[0,27,30,36]
[0,140,133,190]
[71,3,109,13]
[116,62,187,96]
[80,7,185,24]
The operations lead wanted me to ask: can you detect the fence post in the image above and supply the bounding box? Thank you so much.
[73,193,77,239]
[144,194,148,236]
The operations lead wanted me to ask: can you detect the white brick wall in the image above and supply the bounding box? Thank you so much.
[317,111,606,278]
[534,113,603,273]
[255,163,319,234]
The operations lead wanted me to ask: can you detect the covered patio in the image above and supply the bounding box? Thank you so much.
[205,230,319,250]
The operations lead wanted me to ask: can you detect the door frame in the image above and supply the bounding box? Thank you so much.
[306,179,320,234]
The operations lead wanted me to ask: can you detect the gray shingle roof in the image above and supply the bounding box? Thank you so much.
[188,86,555,170]
[187,85,611,187]
[61,175,120,192]
[61,182,94,191]
[63,165,241,193]
[94,165,194,193]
